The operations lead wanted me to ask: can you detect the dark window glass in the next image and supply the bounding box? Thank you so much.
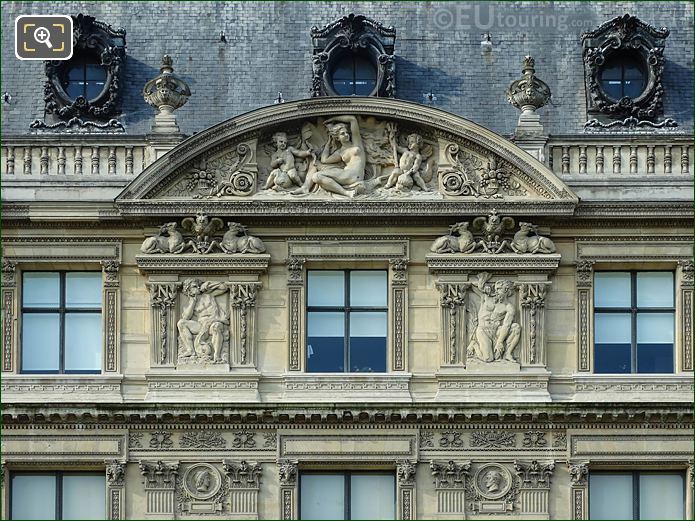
[599,54,647,100]
[21,272,102,374]
[307,270,387,372]
[331,53,377,96]
[61,56,107,101]
[10,472,106,520]
[589,471,685,520]
[594,272,674,373]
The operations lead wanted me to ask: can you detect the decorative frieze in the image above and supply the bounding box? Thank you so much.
[470,431,516,449]
[179,431,226,449]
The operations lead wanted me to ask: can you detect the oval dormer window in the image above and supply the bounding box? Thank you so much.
[330,52,378,96]
[599,53,647,100]
[60,54,108,102]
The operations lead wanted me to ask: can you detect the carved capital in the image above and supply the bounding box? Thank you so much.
[389,257,408,286]
[230,283,260,308]
[106,460,126,487]
[397,460,417,486]
[437,282,468,308]
[278,460,298,487]
[518,283,547,308]
[430,460,470,489]
[147,282,180,308]
[514,460,554,489]
[222,460,262,489]
[679,259,694,288]
[287,257,306,286]
[1,260,16,287]
[101,260,121,288]
[576,260,594,288]
[139,460,179,489]
[568,461,589,486]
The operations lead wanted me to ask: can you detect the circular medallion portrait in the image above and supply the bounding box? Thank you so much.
[474,463,512,500]
[183,463,222,500]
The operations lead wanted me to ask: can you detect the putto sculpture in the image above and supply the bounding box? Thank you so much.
[140,215,265,254]
[430,210,555,254]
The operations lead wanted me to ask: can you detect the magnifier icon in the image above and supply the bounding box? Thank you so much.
[33,26,53,49]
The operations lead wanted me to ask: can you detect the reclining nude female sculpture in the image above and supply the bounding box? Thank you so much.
[292,115,367,198]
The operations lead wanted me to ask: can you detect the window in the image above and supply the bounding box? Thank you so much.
[60,55,108,101]
[307,270,387,373]
[594,271,674,373]
[11,472,106,520]
[22,272,102,374]
[599,53,647,100]
[330,53,378,96]
[300,472,395,520]
[589,472,685,520]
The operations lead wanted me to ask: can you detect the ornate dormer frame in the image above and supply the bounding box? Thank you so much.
[43,14,127,120]
[310,13,396,98]
[581,14,669,123]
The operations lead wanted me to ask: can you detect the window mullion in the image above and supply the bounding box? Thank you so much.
[345,271,350,373]
[59,272,66,374]
[56,472,62,520]
[345,471,351,520]
[631,272,637,373]
[633,471,640,520]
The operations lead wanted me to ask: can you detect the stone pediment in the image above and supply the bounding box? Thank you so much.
[117,98,578,216]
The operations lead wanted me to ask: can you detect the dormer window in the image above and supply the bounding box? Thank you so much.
[42,14,126,121]
[582,14,670,124]
[310,14,395,98]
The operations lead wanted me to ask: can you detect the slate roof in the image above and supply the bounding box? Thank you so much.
[2,1,692,136]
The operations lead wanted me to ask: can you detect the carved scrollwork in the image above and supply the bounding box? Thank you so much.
[440,144,527,199]
[582,14,670,124]
[43,14,126,121]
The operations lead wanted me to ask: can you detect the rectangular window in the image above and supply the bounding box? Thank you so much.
[22,272,102,374]
[589,471,685,520]
[306,270,387,373]
[10,472,106,520]
[300,472,395,520]
[594,271,674,373]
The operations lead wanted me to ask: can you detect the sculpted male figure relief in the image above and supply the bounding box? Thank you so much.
[467,272,521,363]
[177,279,229,363]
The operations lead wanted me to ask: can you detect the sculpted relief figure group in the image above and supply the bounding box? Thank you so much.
[160,114,552,200]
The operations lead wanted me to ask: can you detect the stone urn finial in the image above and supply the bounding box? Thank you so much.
[143,54,191,133]
[507,56,551,139]
[506,55,551,115]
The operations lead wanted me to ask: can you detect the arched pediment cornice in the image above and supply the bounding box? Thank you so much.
[117,97,578,217]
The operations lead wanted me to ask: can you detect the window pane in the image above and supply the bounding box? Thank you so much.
[11,474,57,520]
[85,64,107,81]
[22,313,60,372]
[350,271,387,307]
[640,473,684,520]
[300,474,345,520]
[23,272,60,307]
[308,271,345,307]
[63,474,106,520]
[637,313,674,373]
[65,313,102,372]
[307,312,345,372]
[636,272,674,307]
[86,81,106,101]
[351,474,395,520]
[349,312,387,373]
[590,473,633,520]
[594,313,631,373]
[66,272,102,308]
[594,272,631,308]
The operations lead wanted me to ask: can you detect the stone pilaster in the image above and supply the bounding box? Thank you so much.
[568,461,589,520]
[106,460,126,520]
[678,260,693,371]
[436,282,469,367]
[229,283,261,368]
[101,260,121,373]
[518,283,549,368]
[278,460,298,520]
[146,281,181,367]
[389,257,409,371]
[396,460,417,520]
[286,258,305,372]
[139,461,179,517]
[576,260,594,372]
[1,260,16,373]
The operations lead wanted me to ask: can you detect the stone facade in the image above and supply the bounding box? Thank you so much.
[1,2,693,520]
